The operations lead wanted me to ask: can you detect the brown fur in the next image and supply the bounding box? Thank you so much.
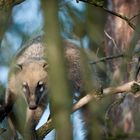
[4,39,84,139]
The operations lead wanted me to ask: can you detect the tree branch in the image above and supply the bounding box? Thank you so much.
[36,80,140,138]
[89,54,124,64]
[104,30,121,53]
[89,47,140,65]
[36,0,140,138]
[0,0,25,47]
[129,13,140,21]
[78,0,138,31]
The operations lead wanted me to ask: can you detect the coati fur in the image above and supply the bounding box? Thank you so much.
[1,37,88,139]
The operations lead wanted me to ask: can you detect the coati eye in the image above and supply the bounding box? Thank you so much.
[37,81,44,93]
[38,81,43,85]
[39,86,44,92]
[23,87,27,92]
[22,82,28,93]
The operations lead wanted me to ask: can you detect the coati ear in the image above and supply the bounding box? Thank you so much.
[13,63,23,73]
[43,62,49,71]
[15,64,23,71]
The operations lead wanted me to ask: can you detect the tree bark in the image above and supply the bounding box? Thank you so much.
[105,0,140,84]
[105,0,140,136]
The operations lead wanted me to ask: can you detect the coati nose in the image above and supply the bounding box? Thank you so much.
[29,101,37,110]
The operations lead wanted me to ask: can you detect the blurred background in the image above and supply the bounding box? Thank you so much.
[1,0,140,140]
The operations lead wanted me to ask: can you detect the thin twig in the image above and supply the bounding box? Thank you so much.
[105,95,126,119]
[129,13,140,21]
[90,54,124,64]
[90,47,140,65]
[104,30,121,53]
[104,93,126,138]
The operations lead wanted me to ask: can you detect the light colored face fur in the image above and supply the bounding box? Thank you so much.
[18,61,48,110]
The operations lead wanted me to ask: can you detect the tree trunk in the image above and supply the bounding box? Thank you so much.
[105,0,140,136]
[105,0,140,84]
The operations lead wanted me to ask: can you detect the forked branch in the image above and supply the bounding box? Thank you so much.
[37,80,140,138]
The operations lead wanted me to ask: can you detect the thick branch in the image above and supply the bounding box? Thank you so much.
[37,80,140,138]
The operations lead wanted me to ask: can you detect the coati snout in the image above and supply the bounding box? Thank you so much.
[22,80,46,110]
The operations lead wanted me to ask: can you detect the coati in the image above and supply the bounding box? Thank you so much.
[0,37,87,139]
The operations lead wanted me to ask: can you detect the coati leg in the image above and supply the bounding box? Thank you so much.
[5,90,22,140]
[0,89,18,140]
[8,115,19,140]
[24,106,46,140]
[0,89,16,122]
[6,100,46,140]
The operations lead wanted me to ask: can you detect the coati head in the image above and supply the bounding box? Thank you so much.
[16,60,48,110]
